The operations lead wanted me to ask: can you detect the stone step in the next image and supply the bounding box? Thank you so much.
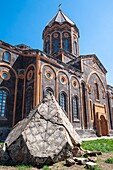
[109,130,113,136]
[76,129,97,138]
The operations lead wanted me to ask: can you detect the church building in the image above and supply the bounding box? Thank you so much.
[0,9,113,140]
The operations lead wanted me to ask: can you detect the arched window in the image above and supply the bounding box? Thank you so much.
[54,39,59,53]
[62,32,71,52]
[0,89,7,118]
[90,100,93,120]
[52,33,60,53]
[72,96,79,121]
[95,83,99,100]
[45,87,54,96]
[45,42,50,54]
[74,42,77,54]
[81,82,87,129]
[63,39,69,51]
[3,52,11,62]
[25,87,33,117]
[59,92,67,112]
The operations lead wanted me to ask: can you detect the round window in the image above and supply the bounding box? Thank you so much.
[72,80,77,88]
[2,73,7,79]
[45,70,53,80]
[64,33,69,38]
[1,71,10,80]
[27,70,33,81]
[53,33,58,38]
[60,76,66,85]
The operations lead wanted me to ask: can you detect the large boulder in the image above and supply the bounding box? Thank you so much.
[4,94,81,167]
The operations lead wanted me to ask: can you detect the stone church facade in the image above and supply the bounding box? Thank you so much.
[0,9,113,140]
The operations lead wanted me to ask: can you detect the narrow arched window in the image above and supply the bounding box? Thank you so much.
[46,42,50,54]
[90,100,93,120]
[95,83,99,100]
[54,39,59,53]
[74,42,77,54]
[3,52,11,62]
[59,92,67,112]
[52,32,60,53]
[62,32,71,52]
[45,36,50,54]
[81,82,87,129]
[63,39,69,51]
[72,96,79,121]
[25,87,33,116]
[0,89,7,118]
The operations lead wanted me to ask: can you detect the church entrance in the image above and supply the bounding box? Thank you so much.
[94,104,109,136]
[100,115,109,136]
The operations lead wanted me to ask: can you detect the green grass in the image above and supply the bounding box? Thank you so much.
[82,139,113,153]
[43,165,51,170]
[87,165,102,170]
[15,165,33,170]
[105,158,113,164]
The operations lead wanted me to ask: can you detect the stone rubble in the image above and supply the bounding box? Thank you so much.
[86,162,97,169]
[74,157,88,165]
[66,158,75,166]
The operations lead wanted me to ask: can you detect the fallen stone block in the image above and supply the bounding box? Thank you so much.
[86,162,97,170]
[4,94,81,167]
[74,157,88,165]
[72,146,85,157]
[88,156,97,162]
[84,151,102,157]
[66,158,75,166]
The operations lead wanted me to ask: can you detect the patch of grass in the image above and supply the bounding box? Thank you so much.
[43,165,51,170]
[105,158,113,164]
[87,165,102,170]
[82,139,113,153]
[15,164,33,170]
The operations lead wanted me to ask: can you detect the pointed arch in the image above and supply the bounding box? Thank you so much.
[86,71,106,91]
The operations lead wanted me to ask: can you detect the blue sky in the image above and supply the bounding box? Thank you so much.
[0,0,113,85]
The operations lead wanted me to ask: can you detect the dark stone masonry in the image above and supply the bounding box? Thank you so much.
[0,9,113,140]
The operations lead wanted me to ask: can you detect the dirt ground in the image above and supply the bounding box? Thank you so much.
[0,153,113,170]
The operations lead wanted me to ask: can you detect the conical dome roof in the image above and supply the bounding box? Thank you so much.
[47,9,75,27]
